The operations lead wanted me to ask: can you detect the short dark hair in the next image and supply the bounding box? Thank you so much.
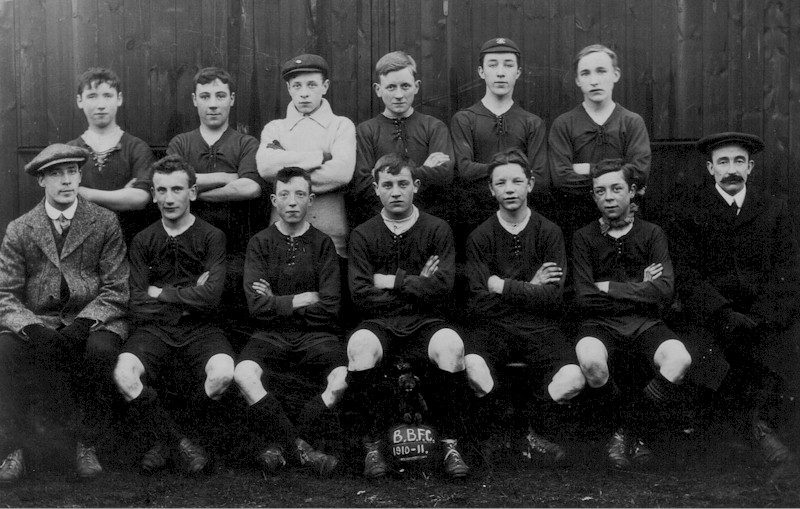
[590,158,635,189]
[150,154,197,188]
[487,148,530,181]
[275,167,312,193]
[76,67,121,95]
[372,153,417,184]
[574,44,619,73]
[375,51,417,81]
[193,67,235,94]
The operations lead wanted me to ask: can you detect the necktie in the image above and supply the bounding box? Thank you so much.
[57,214,71,234]
[730,200,739,216]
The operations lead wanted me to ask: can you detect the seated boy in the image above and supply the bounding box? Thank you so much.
[572,158,691,469]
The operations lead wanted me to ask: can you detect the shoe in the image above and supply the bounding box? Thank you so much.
[522,430,566,464]
[178,437,208,474]
[753,419,793,464]
[629,437,653,467]
[75,442,103,478]
[442,439,469,479]
[296,438,338,477]
[256,445,286,476]
[363,440,388,479]
[141,443,168,473]
[607,428,631,469]
[0,449,25,484]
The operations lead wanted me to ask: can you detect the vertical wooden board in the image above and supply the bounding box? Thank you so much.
[252,0,280,124]
[97,0,126,126]
[741,0,764,150]
[122,0,152,143]
[502,0,529,112]
[651,0,677,139]
[367,0,390,118]
[44,0,75,142]
[0,0,18,234]
[148,0,176,146]
[673,0,703,139]
[16,0,47,147]
[726,0,744,130]
[624,0,652,132]
[787,0,800,223]
[17,151,44,219]
[525,0,551,123]
[762,0,789,194]
[70,0,99,139]
[354,0,373,123]
[234,0,256,136]
[174,0,202,137]
[392,0,421,57]
[574,0,600,51]
[702,0,729,135]
[328,0,359,122]
[201,0,227,66]
[447,0,476,113]
[549,0,576,118]
[417,0,448,121]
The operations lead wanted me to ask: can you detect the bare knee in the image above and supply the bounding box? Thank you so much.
[114,352,145,402]
[654,339,692,384]
[205,354,235,400]
[464,353,494,397]
[321,366,349,407]
[347,330,382,371]
[548,364,586,403]
[428,329,465,373]
[576,337,609,388]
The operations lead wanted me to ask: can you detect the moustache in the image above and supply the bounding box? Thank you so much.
[721,175,744,184]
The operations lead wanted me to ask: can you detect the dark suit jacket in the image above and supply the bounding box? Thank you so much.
[0,197,129,338]
[670,183,800,330]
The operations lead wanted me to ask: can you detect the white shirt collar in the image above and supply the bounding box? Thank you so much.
[45,199,78,220]
[715,183,746,210]
[286,99,334,130]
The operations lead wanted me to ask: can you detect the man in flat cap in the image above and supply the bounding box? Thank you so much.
[668,132,800,479]
[0,144,129,482]
[450,38,549,258]
[255,53,356,260]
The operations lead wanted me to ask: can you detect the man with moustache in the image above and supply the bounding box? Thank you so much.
[669,132,800,478]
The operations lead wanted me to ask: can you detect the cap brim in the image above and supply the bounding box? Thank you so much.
[35,157,86,173]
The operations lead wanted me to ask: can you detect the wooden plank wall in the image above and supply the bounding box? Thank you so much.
[1,0,800,235]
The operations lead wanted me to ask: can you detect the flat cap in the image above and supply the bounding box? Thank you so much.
[696,132,765,156]
[479,37,521,57]
[24,143,90,176]
[281,54,329,81]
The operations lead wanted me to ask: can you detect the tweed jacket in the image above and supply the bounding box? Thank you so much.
[669,182,800,330]
[0,197,129,338]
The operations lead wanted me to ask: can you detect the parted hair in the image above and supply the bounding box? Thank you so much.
[276,167,312,192]
[375,51,418,80]
[77,67,121,95]
[150,154,197,187]
[486,148,530,181]
[590,158,636,188]
[574,44,620,73]
[372,153,417,183]
[193,67,236,94]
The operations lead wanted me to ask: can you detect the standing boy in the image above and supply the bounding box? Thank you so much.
[350,51,454,227]
[572,159,691,469]
[167,67,265,334]
[114,155,235,474]
[0,144,129,482]
[345,153,470,480]
[234,167,347,477]
[255,54,355,259]
[464,149,585,464]
[68,67,155,244]
[450,38,548,253]
[549,44,651,247]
